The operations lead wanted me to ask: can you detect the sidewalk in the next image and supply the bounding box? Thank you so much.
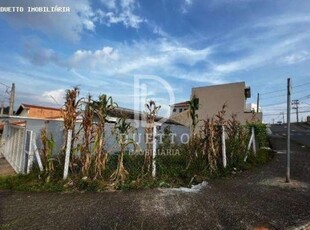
[0,135,309,230]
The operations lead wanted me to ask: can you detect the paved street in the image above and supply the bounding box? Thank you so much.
[270,123,310,148]
[0,130,310,230]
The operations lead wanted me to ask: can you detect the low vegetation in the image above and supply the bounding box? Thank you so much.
[0,87,272,192]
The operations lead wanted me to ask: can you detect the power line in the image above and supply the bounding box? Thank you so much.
[262,101,286,107]
[263,110,310,116]
[260,82,310,95]
[297,94,310,100]
[260,88,286,95]
[260,88,310,100]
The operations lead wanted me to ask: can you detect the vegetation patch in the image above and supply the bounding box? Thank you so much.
[0,87,271,192]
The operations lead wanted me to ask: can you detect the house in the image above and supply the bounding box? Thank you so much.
[1,103,190,173]
[15,104,62,119]
[170,82,262,127]
[170,102,189,116]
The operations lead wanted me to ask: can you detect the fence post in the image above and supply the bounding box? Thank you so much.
[252,127,256,155]
[244,126,255,162]
[63,129,72,180]
[26,130,34,174]
[2,121,9,158]
[222,125,227,168]
[32,132,44,172]
[152,125,157,178]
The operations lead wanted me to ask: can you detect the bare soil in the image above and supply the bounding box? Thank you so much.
[0,158,15,177]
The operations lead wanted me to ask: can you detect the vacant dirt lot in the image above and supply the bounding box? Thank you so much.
[0,135,309,230]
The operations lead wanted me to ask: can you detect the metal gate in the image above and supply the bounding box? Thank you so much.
[2,122,26,173]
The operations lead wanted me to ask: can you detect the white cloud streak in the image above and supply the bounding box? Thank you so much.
[97,0,145,28]
[255,15,310,28]
[41,89,66,106]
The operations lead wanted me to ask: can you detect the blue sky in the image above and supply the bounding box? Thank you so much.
[0,0,310,122]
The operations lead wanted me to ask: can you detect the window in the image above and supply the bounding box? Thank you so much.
[173,108,176,112]
[179,108,183,112]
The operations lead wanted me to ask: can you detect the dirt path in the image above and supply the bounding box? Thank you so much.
[0,135,309,230]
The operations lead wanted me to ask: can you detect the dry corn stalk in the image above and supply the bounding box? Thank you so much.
[143,100,160,174]
[40,126,56,182]
[61,87,81,175]
[93,94,117,178]
[201,104,227,173]
[79,95,95,177]
[110,117,136,185]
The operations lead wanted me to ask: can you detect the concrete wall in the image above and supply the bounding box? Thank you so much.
[27,108,62,118]
[3,117,189,156]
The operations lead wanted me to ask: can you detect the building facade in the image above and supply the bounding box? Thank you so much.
[170,82,262,127]
[170,102,189,116]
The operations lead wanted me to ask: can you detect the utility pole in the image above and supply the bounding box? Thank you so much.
[286,78,291,183]
[0,101,3,116]
[291,99,299,123]
[257,93,260,113]
[9,83,15,116]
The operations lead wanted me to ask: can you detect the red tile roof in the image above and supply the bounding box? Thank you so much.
[170,101,189,107]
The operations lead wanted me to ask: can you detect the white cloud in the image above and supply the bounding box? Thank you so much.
[41,89,66,106]
[0,0,96,41]
[100,0,117,10]
[64,39,213,78]
[97,0,145,28]
[211,35,310,75]
[281,51,310,65]
[40,89,66,105]
[208,0,257,8]
[185,0,193,5]
[180,0,194,14]
[68,47,119,69]
[152,26,169,37]
[255,15,310,28]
